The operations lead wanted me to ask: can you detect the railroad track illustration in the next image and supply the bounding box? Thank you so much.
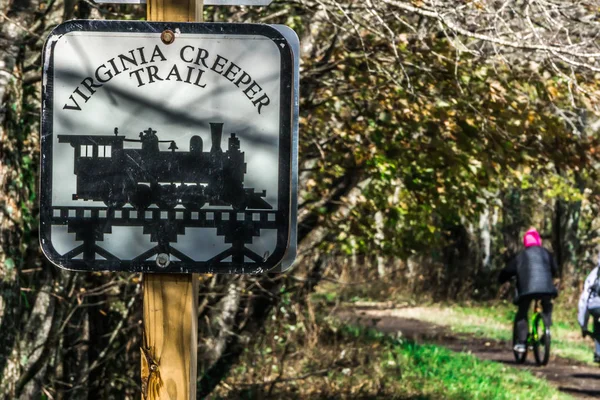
[47,206,281,270]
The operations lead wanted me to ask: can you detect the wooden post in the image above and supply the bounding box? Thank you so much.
[142,275,198,399]
[141,2,203,399]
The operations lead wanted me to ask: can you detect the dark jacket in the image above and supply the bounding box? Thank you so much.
[498,246,558,301]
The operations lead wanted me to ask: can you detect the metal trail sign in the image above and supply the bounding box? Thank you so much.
[41,21,299,274]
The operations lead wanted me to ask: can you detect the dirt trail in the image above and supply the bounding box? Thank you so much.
[338,306,600,399]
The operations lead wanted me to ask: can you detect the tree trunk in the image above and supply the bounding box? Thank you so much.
[501,188,524,262]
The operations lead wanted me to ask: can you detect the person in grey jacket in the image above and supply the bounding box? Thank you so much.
[577,263,600,363]
[498,227,558,353]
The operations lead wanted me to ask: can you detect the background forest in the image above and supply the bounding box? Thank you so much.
[1,0,600,399]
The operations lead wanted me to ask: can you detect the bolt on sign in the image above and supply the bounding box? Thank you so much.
[40,21,299,274]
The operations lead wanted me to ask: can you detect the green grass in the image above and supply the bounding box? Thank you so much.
[346,327,571,400]
[400,342,568,399]
[214,304,573,399]
[409,302,595,365]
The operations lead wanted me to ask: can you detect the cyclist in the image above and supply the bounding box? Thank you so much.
[498,227,558,354]
[577,261,600,363]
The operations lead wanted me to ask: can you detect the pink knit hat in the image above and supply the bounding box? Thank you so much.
[523,228,542,248]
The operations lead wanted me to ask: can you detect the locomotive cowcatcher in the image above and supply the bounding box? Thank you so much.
[57,123,271,210]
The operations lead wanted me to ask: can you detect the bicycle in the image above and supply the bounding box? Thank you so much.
[512,299,551,366]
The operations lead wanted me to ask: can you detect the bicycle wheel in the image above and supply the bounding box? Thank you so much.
[533,313,551,366]
[513,321,527,364]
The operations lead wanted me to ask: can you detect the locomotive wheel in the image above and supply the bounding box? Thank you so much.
[158,199,178,209]
[157,184,178,209]
[183,197,206,210]
[130,185,152,210]
[231,198,247,211]
[180,184,206,210]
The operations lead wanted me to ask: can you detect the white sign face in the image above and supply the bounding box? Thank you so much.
[40,21,298,274]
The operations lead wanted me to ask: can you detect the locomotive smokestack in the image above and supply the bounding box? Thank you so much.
[209,122,224,154]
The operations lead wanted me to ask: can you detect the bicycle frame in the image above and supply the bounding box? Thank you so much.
[527,300,542,345]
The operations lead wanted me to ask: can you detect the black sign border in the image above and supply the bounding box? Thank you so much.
[40,20,294,274]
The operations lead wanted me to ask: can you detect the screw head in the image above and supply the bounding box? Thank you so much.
[156,253,170,268]
[161,30,175,45]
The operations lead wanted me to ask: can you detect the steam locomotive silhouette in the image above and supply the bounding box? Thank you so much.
[58,123,271,211]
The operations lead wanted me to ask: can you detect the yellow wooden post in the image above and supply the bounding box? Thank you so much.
[142,275,198,399]
[141,1,204,399]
